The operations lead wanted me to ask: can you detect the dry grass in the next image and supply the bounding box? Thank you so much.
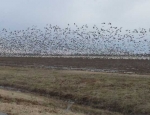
[0,66,150,115]
[0,88,122,115]
[0,89,86,115]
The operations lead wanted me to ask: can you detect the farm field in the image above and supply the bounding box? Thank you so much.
[0,65,150,115]
[0,57,150,74]
[1,0,150,114]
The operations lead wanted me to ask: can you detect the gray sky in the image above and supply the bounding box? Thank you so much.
[0,0,150,30]
[0,0,150,55]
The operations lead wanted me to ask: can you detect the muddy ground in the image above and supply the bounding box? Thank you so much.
[0,57,149,74]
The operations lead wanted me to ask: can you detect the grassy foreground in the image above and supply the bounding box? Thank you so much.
[0,66,150,115]
[0,88,86,115]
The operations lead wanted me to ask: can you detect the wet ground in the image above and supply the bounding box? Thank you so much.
[0,112,7,115]
[0,57,150,74]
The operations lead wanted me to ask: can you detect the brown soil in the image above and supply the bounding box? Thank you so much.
[0,57,150,74]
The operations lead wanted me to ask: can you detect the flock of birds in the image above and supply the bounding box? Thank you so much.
[0,23,150,56]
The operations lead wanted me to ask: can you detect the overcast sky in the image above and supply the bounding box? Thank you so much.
[0,0,150,30]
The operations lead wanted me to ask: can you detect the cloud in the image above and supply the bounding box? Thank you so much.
[0,0,150,30]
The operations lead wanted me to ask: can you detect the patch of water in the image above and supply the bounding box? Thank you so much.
[0,86,21,92]
[0,112,8,115]
[45,65,124,73]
